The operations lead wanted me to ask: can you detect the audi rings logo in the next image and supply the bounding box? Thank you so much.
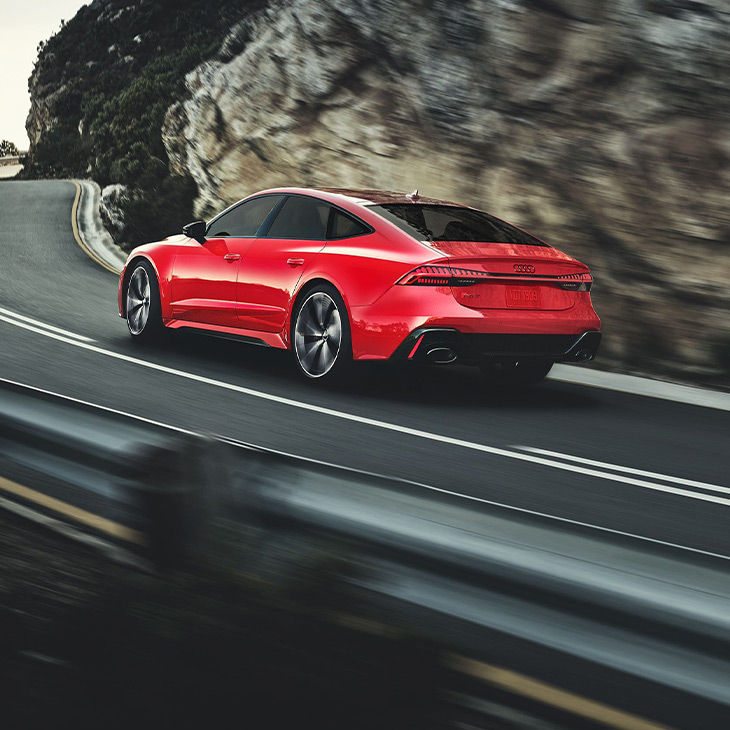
[513,264,536,273]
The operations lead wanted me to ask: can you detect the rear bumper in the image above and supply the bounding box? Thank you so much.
[349,283,600,360]
[391,328,602,364]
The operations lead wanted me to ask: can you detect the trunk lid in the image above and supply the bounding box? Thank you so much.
[424,241,589,312]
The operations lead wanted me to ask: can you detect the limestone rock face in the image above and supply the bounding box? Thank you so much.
[99,184,131,241]
[145,2,730,382]
[26,73,64,150]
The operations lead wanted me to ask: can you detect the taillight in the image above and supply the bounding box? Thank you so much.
[398,266,593,290]
[557,272,593,292]
[397,266,491,287]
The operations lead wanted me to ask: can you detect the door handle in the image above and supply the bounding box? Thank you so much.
[287,258,305,266]
[223,253,240,262]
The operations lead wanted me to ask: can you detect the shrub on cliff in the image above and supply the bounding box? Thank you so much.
[24,0,265,248]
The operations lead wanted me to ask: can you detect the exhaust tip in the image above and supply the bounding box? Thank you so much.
[426,347,458,364]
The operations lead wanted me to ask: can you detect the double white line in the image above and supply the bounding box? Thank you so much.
[0,307,94,343]
[514,446,730,506]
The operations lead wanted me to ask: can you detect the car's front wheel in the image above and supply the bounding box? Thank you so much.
[292,285,351,380]
[125,261,163,340]
[479,358,553,391]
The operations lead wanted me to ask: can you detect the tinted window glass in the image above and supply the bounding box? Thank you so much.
[207,195,283,237]
[329,209,369,239]
[265,196,329,240]
[369,204,546,246]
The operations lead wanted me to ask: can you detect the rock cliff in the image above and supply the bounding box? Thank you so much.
[162,0,730,383]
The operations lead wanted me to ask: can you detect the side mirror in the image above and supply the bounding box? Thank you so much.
[182,220,206,243]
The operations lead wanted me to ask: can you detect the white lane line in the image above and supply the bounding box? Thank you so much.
[4,375,730,562]
[517,446,730,494]
[550,363,730,413]
[0,307,93,342]
[2,314,729,508]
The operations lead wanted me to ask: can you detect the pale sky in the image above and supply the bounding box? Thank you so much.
[0,0,87,149]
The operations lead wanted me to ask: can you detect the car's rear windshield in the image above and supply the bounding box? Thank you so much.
[368,204,546,246]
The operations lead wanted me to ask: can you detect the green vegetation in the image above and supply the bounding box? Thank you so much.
[0,140,20,157]
[23,0,264,248]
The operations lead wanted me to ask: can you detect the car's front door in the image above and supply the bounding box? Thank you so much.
[170,195,284,326]
[236,195,330,333]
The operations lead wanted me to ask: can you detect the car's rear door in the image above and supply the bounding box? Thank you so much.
[235,195,330,333]
[170,194,283,326]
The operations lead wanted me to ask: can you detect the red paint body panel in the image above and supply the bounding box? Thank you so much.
[348,285,599,360]
[236,237,324,332]
[118,187,601,362]
[170,237,252,326]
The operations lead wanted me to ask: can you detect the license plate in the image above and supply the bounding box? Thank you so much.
[506,286,540,308]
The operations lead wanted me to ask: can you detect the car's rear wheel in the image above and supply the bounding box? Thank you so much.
[293,285,351,380]
[126,261,163,340]
[479,358,553,391]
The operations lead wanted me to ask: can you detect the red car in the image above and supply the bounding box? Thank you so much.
[118,188,600,386]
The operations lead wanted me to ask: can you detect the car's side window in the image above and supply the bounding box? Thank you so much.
[263,196,330,240]
[328,209,370,240]
[207,195,283,238]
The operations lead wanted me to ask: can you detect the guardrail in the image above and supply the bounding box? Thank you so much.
[1,377,729,724]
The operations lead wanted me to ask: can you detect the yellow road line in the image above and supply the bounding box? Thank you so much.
[331,616,671,730]
[448,654,672,730]
[0,475,144,545]
[69,180,119,274]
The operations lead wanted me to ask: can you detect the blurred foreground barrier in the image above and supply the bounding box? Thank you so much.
[0,380,213,566]
[1,378,730,722]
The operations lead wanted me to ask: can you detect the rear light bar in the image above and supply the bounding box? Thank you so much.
[397,266,493,287]
[398,266,592,290]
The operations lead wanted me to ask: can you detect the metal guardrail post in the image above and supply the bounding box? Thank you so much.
[133,436,220,569]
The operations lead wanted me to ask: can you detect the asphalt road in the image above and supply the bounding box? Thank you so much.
[1,180,729,558]
[3,179,730,725]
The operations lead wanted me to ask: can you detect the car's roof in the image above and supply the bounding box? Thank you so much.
[255,186,463,207]
[314,188,463,206]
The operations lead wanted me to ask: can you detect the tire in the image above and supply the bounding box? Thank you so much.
[125,260,163,341]
[479,358,553,391]
[292,284,352,380]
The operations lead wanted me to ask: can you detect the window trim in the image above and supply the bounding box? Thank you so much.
[205,193,285,239]
[256,195,288,237]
